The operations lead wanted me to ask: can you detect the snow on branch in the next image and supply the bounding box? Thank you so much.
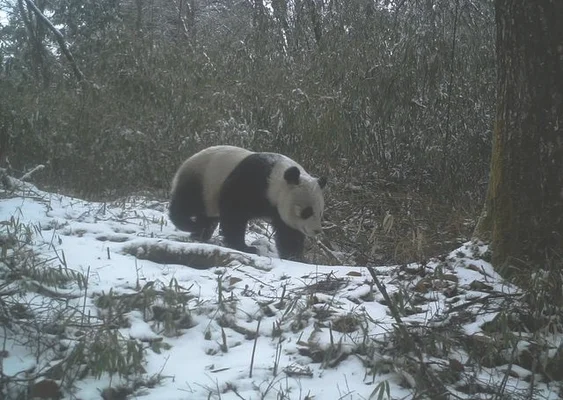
[23,0,85,83]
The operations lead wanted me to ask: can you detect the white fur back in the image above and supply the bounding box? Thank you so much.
[172,146,253,217]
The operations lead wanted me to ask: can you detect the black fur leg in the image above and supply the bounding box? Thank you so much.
[190,216,219,242]
[240,245,259,255]
[272,215,305,261]
[169,175,206,233]
[168,199,197,232]
[220,215,257,254]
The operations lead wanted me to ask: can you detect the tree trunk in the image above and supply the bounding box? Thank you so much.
[18,0,50,86]
[474,0,563,276]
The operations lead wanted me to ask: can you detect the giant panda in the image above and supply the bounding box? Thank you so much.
[168,145,327,260]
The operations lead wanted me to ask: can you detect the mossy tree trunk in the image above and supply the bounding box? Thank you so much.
[474,0,563,275]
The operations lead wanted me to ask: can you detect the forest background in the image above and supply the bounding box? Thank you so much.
[0,0,495,265]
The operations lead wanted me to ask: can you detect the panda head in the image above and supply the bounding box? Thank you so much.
[277,166,327,237]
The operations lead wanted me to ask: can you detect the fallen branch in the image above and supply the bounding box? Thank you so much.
[20,164,45,181]
[24,279,82,299]
[315,238,343,264]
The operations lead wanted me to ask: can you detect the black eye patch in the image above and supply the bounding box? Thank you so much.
[300,207,314,219]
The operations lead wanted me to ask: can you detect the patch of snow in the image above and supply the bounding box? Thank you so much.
[0,180,560,400]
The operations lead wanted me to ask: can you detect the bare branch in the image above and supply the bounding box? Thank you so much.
[22,0,85,83]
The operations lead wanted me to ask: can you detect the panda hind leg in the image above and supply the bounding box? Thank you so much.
[220,216,258,255]
[272,217,305,261]
[190,216,219,242]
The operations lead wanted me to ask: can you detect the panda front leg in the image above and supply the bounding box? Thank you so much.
[272,217,305,261]
[191,216,219,242]
[220,214,258,255]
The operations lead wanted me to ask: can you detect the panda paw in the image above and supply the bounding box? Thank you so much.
[224,241,258,255]
[241,245,258,255]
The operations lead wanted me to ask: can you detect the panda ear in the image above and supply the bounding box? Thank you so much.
[284,166,301,185]
[318,177,327,189]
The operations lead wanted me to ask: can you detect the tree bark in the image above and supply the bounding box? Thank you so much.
[474,0,563,275]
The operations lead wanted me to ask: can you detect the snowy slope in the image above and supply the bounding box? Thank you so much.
[0,179,559,400]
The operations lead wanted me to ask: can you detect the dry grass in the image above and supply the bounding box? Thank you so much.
[318,163,482,267]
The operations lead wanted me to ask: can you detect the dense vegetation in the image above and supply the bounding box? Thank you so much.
[3,2,563,399]
[0,0,495,263]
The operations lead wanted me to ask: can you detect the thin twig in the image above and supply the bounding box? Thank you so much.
[367,266,449,399]
[249,318,262,378]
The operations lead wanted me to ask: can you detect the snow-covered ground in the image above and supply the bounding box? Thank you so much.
[0,179,560,399]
